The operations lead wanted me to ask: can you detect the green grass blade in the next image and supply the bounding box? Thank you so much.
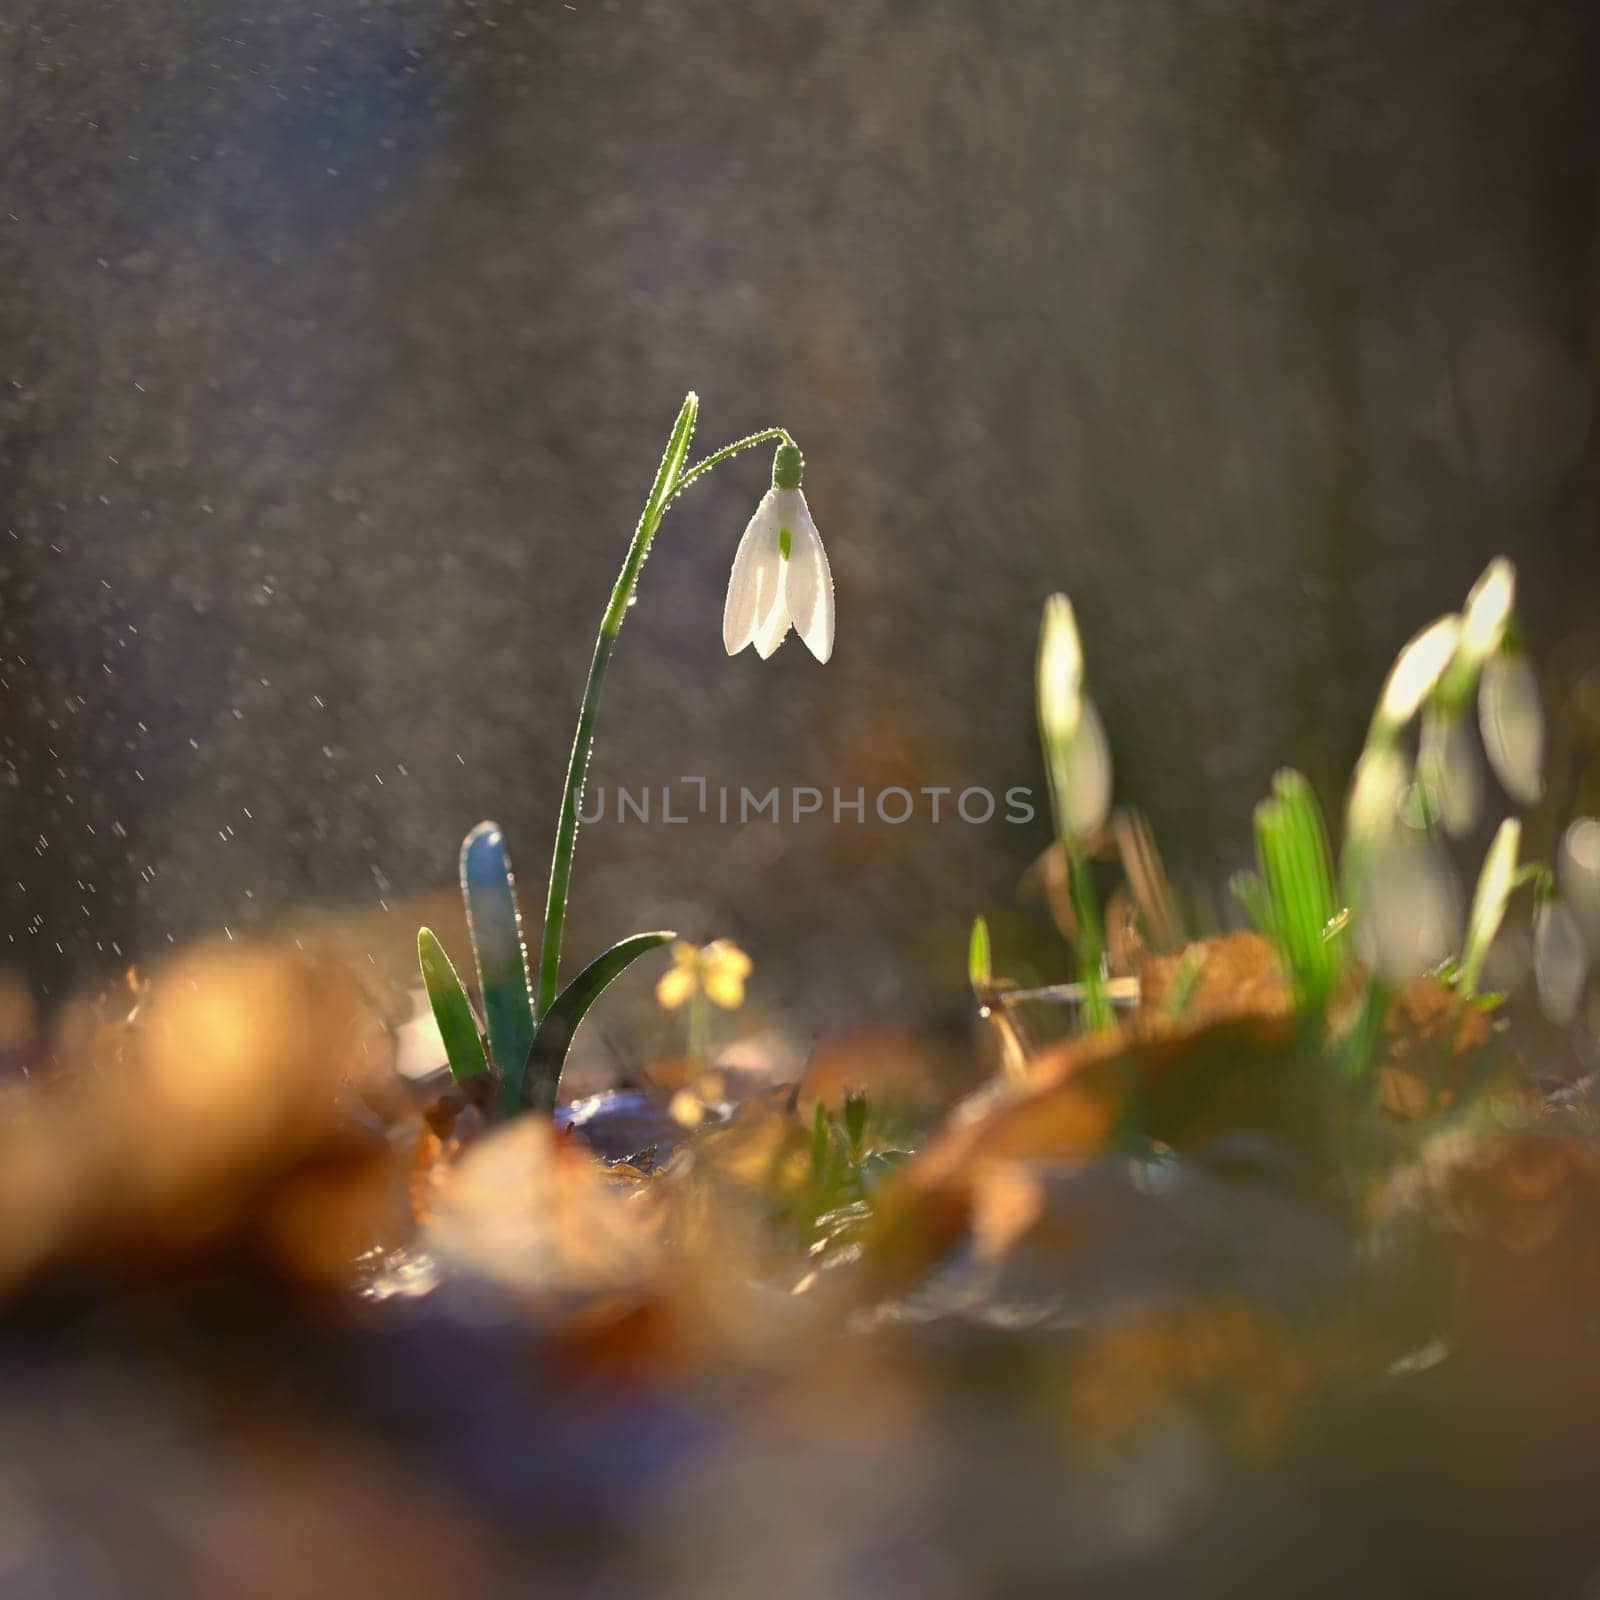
[519,930,675,1115]
[418,928,488,1083]
[460,821,537,1084]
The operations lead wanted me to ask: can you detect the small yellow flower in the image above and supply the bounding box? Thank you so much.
[668,1088,706,1128]
[655,939,752,1012]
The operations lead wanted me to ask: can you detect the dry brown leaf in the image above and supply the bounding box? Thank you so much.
[427,1119,661,1308]
[1136,932,1292,1029]
[0,942,404,1298]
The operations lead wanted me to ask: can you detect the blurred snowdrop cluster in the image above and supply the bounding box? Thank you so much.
[1344,557,1552,996]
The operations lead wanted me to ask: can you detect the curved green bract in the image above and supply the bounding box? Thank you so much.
[599,394,697,639]
[519,930,674,1115]
[461,821,536,1081]
[418,928,488,1083]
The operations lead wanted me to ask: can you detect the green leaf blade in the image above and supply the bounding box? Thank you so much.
[1248,770,1344,1013]
[461,821,536,1084]
[418,927,489,1084]
[520,930,675,1115]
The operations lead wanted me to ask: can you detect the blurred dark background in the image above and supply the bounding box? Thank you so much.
[3,0,1598,1026]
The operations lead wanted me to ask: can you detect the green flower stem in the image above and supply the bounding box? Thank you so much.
[533,397,792,1019]
[688,988,710,1070]
[1067,848,1112,1031]
[536,629,618,1019]
[671,427,794,502]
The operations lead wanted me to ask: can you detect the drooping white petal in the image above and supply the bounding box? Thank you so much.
[1375,614,1461,732]
[1418,709,1482,837]
[1356,836,1461,988]
[1559,818,1600,953]
[752,571,791,658]
[1049,695,1113,839]
[1345,745,1410,856]
[723,493,783,655]
[782,493,834,663]
[1479,653,1545,805]
[1534,900,1588,1024]
[1459,557,1516,665]
[1068,696,1113,836]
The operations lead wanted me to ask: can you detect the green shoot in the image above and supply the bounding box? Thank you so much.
[810,1099,833,1187]
[460,822,536,1085]
[1240,770,1345,1014]
[843,1088,869,1156]
[968,916,992,994]
[418,929,489,1084]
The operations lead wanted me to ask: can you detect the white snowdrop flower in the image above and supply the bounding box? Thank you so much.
[722,444,834,663]
[1053,696,1113,838]
[1418,708,1482,837]
[1458,557,1516,667]
[1558,817,1600,952]
[1036,592,1112,839]
[1355,836,1460,989]
[1533,899,1588,1024]
[1479,651,1544,805]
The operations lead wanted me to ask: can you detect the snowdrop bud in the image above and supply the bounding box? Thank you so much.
[1459,557,1516,667]
[1037,592,1086,741]
[1479,651,1545,805]
[1534,900,1588,1024]
[1373,615,1461,737]
[1036,593,1111,840]
[1435,557,1516,715]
